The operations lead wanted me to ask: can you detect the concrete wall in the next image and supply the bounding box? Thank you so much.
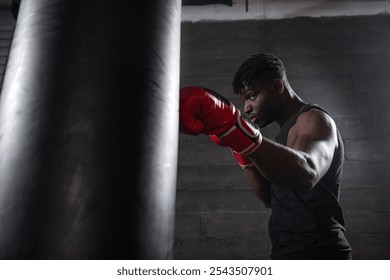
[182,0,390,21]
[0,10,14,90]
[177,14,390,259]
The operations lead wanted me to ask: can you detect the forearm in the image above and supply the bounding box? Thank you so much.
[248,138,317,193]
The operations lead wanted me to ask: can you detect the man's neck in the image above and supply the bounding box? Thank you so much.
[276,94,307,129]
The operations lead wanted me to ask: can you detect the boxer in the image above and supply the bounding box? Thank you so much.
[179,53,352,260]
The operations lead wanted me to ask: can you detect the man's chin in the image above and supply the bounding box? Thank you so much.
[257,119,270,128]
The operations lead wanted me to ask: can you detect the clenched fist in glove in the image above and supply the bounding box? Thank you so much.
[179,86,262,155]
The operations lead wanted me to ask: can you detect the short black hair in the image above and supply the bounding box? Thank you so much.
[232,53,286,94]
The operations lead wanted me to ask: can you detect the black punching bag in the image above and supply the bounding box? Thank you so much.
[0,0,181,259]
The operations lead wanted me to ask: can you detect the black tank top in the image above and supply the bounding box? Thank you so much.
[269,104,351,259]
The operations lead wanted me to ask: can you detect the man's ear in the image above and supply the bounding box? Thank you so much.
[272,79,284,95]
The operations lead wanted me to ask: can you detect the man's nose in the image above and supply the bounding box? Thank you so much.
[244,102,252,114]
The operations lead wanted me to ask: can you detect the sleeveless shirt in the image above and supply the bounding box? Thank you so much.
[269,104,352,259]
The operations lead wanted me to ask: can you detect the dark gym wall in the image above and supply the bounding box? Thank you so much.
[0,10,14,90]
[177,15,390,259]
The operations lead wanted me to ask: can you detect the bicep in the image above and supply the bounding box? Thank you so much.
[290,110,338,181]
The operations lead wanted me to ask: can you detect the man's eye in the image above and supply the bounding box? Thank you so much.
[250,94,256,100]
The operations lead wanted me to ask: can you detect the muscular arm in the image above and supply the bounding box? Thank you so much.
[248,109,338,193]
[178,87,337,195]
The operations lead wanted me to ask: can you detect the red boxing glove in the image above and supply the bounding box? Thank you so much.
[210,135,254,169]
[209,134,227,147]
[232,151,254,169]
[180,86,262,155]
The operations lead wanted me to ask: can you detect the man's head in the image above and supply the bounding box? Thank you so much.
[232,53,287,95]
[232,53,291,127]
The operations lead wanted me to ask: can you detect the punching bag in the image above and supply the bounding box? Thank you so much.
[0,0,181,259]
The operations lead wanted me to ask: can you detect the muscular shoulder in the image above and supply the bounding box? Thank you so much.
[288,108,338,148]
[296,108,336,132]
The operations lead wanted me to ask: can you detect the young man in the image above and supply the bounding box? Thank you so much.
[179,53,352,260]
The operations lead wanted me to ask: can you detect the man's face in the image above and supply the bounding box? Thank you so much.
[239,81,279,128]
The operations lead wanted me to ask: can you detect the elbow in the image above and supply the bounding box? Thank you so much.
[298,167,318,193]
[299,176,316,193]
[296,157,318,193]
